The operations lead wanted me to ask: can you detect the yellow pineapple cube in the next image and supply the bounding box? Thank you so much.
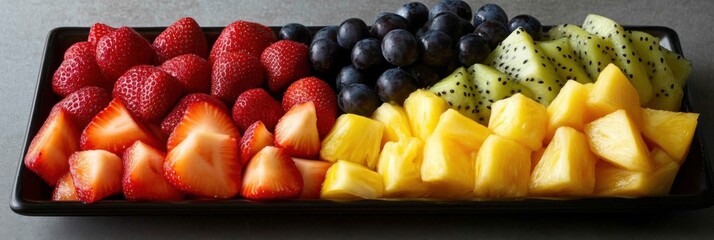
[376,138,429,198]
[321,160,384,200]
[420,109,491,199]
[474,134,531,198]
[488,93,548,151]
[372,103,412,146]
[585,64,643,126]
[320,114,384,170]
[546,80,589,141]
[641,108,699,164]
[585,109,651,172]
[529,127,598,196]
[403,89,449,141]
[595,148,680,196]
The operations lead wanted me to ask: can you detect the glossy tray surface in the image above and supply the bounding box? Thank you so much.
[10,26,713,215]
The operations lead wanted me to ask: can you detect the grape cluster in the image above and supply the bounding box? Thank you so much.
[302,1,542,116]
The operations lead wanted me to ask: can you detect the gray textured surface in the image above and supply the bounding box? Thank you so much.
[2,0,714,238]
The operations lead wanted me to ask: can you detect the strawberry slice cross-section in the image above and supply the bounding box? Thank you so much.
[24,107,80,186]
[123,141,184,201]
[241,146,303,200]
[69,150,123,203]
[167,101,240,152]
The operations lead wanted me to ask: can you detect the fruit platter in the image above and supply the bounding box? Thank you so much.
[11,1,713,215]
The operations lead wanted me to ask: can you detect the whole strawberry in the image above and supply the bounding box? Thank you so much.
[52,52,112,97]
[96,27,154,81]
[160,93,228,135]
[55,86,112,129]
[87,23,116,47]
[113,65,184,123]
[64,41,95,60]
[152,17,208,64]
[282,77,337,137]
[232,88,284,132]
[159,54,211,94]
[211,52,264,103]
[209,20,276,65]
[261,40,311,93]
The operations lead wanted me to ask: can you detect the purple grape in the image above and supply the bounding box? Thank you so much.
[429,0,472,21]
[396,2,429,32]
[419,30,454,68]
[278,23,311,46]
[337,18,369,49]
[382,29,419,66]
[473,3,508,27]
[508,14,542,40]
[474,20,509,49]
[309,39,343,74]
[458,33,491,66]
[338,83,381,116]
[370,13,410,40]
[351,38,386,71]
[376,68,419,105]
[312,25,339,45]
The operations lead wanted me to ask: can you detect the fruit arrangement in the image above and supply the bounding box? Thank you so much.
[24,1,699,203]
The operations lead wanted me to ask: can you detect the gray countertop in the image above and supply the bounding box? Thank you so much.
[2,0,713,238]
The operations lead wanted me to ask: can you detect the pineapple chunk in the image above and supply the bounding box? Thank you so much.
[403,89,449,141]
[372,103,412,146]
[320,114,384,170]
[529,127,598,196]
[377,138,429,198]
[474,134,531,198]
[546,80,589,141]
[321,160,384,200]
[420,109,491,199]
[641,108,699,164]
[595,148,680,196]
[585,109,651,172]
[585,64,643,126]
[488,93,547,151]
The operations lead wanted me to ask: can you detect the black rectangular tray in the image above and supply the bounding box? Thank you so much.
[10,26,714,216]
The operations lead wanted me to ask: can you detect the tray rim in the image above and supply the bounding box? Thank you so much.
[11,25,714,216]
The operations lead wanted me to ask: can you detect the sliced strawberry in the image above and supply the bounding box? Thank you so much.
[64,41,95,60]
[69,150,123,203]
[261,40,311,93]
[282,77,338,137]
[122,141,183,201]
[152,17,208,63]
[292,158,332,199]
[96,26,154,81]
[80,98,162,155]
[274,101,320,158]
[56,86,112,129]
[209,20,276,64]
[24,108,79,186]
[241,146,302,200]
[52,52,112,97]
[52,172,79,201]
[113,65,184,123]
[239,121,274,166]
[232,88,284,132]
[167,101,239,151]
[159,54,211,94]
[88,23,116,47]
[160,93,228,135]
[164,131,241,199]
[211,51,264,103]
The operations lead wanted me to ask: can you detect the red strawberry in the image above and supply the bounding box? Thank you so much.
[164,131,241,199]
[167,101,240,152]
[209,20,276,64]
[241,146,303,200]
[160,93,228,135]
[123,141,184,201]
[55,86,112,129]
[24,108,80,186]
[52,52,112,97]
[113,65,184,123]
[239,121,274,166]
[282,77,338,137]
[81,98,163,155]
[232,88,284,132]
[69,150,123,203]
[88,23,116,47]
[159,54,211,94]
[274,101,320,158]
[152,17,208,64]
[261,40,311,93]
[96,26,154,81]
[292,158,332,199]
[211,51,264,103]
[64,41,95,60]
[52,172,79,201]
